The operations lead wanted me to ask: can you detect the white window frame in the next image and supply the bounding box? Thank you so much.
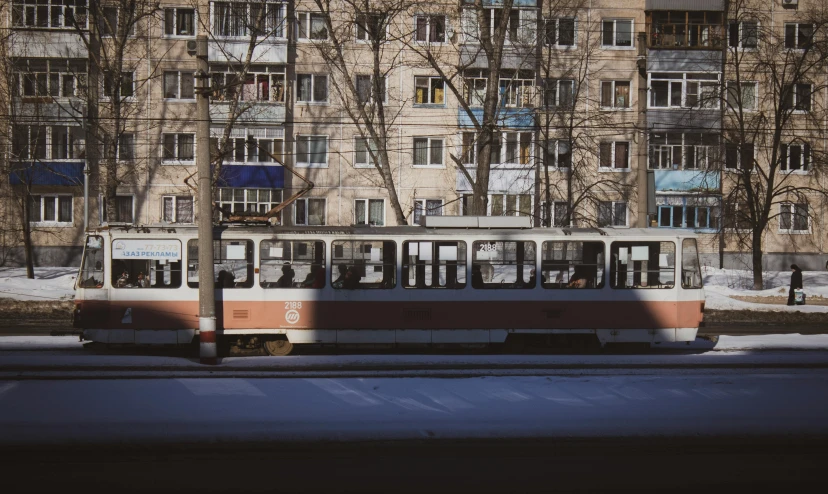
[354,13,386,42]
[109,195,135,224]
[99,6,136,37]
[211,65,286,103]
[163,71,195,100]
[600,80,631,109]
[162,195,194,224]
[103,133,135,162]
[487,194,533,217]
[544,78,574,107]
[782,83,812,112]
[781,143,811,173]
[215,188,282,220]
[11,0,89,29]
[779,203,810,234]
[601,19,633,48]
[648,133,718,170]
[544,17,576,47]
[296,11,328,40]
[295,135,328,167]
[163,7,196,37]
[544,201,571,227]
[355,74,386,104]
[729,20,758,49]
[414,76,445,105]
[212,2,287,38]
[414,14,446,43]
[726,81,757,111]
[296,73,328,103]
[598,201,628,227]
[544,140,571,169]
[413,137,444,167]
[215,132,284,164]
[464,70,487,107]
[102,71,135,100]
[29,194,73,226]
[162,133,195,163]
[725,142,755,171]
[499,73,535,108]
[784,23,813,50]
[354,198,385,226]
[294,197,326,226]
[354,137,377,168]
[15,60,86,99]
[648,72,720,109]
[599,141,631,171]
[412,199,444,225]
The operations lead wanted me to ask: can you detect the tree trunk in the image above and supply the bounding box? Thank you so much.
[751,231,763,290]
[20,193,35,279]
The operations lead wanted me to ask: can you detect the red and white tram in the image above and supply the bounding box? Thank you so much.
[74,217,705,355]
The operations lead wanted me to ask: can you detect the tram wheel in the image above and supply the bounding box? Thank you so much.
[263,338,294,356]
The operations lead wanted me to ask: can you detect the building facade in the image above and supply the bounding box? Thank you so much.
[2,0,826,270]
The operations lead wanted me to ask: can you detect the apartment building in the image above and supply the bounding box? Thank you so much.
[2,0,826,270]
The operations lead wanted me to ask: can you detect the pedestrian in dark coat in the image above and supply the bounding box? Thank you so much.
[787,264,803,306]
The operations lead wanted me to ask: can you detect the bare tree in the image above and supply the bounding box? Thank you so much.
[307,0,410,225]
[721,0,828,288]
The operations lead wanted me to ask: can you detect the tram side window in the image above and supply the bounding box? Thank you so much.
[78,236,105,288]
[260,240,326,288]
[609,241,675,289]
[541,241,604,289]
[187,239,254,288]
[111,239,183,289]
[471,241,536,289]
[681,238,703,289]
[331,240,396,289]
[403,241,466,289]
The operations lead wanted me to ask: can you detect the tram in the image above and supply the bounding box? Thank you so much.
[73,216,705,355]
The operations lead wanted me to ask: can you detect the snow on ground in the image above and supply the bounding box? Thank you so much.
[1,266,827,312]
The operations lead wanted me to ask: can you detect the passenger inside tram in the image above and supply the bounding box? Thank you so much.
[276,263,295,287]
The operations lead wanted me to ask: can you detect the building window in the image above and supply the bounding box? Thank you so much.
[103,133,134,161]
[725,142,754,170]
[164,7,195,36]
[103,71,134,99]
[295,198,326,225]
[461,132,478,165]
[296,73,327,103]
[213,2,286,38]
[781,143,810,172]
[164,71,195,99]
[355,74,385,104]
[14,59,86,98]
[499,71,535,108]
[463,70,487,107]
[726,81,757,111]
[779,203,809,233]
[600,81,630,108]
[599,141,630,170]
[543,140,571,169]
[12,125,85,160]
[461,7,536,44]
[781,83,811,111]
[211,132,283,164]
[99,7,135,36]
[355,13,385,41]
[216,188,281,220]
[12,0,89,29]
[211,65,286,103]
[413,137,443,167]
[784,23,813,49]
[29,195,73,225]
[162,196,194,223]
[109,195,134,223]
[412,199,443,225]
[598,201,627,227]
[296,11,327,40]
[501,132,532,165]
[489,194,531,217]
[415,76,444,105]
[545,18,575,46]
[354,138,376,168]
[354,199,385,226]
[544,78,574,107]
[415,15,446,43]
[162,134,195,162]
[649,133,718,170]
[649,72,719,109]
[601,19,633,47]
[728,21,758,48]
[295,135,328,167]
[658,204,717,229]
[540,201,570,227]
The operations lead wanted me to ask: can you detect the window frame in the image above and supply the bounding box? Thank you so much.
[163,70,195,100]
[780,142,811,173]
[784,23,813,50]
[109,195,135,224]
[648,72,720,109]
[782,83,812,112]
[355,74,386,104]
[354,198,385,226]
[354,137,377,168]
[296,73,328,103]
[412,199,444,225]
[728,20,758,49]
[11,0,90,30]
[102,71,135,100]
[471,240,537,289]
[99,6,136,37]
[600,80,631,109]
[215,188,282,220]
[294,197,326,226]
[354,12,387,42]
[211,65,286,103]
[599,141,631,171]
[543,78,574,108]
[601,18,634,48]
[162,133,195,163]
[598,201,628,227]
[726,81,757,111]
[29,194,74,226]
[779,203,810,234]
[412,137,444,167]
[163,7,196,37]
[414,14,447,43]
[544,17,576,47]
[295,135,328,167]
[296,11,328,40]
[162,195,194,224]
[212,1,287,38]
[414,76,445,106]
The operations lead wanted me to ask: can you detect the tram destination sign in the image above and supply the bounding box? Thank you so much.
[112,239,181,260]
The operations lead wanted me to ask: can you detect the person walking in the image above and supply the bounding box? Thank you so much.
[787,264,803,306]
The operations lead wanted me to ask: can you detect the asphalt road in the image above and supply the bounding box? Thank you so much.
[5,437,826,493]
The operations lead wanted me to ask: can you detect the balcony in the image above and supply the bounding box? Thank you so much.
[646,10,724,50]
[653,169,719,193]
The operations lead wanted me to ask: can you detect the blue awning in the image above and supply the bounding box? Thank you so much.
[217,164,284,189]
[9,162,84,186]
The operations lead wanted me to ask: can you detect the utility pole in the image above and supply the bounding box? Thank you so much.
[193,35,217,365]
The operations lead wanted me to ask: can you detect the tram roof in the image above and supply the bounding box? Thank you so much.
[90,224,697,239]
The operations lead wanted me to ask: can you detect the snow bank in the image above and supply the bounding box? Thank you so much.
[0,267,77,302]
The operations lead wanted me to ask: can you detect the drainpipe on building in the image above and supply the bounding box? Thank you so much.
[83,162,89,232]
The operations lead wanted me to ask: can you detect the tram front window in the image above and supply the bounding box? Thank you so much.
[78,236,104,288]
[111,239,182,288]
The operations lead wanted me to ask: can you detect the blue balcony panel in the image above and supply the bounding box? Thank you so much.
[218,164,284,189]
[458,108,534,129]
[9,162,84,186]
[653,169,719,193]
